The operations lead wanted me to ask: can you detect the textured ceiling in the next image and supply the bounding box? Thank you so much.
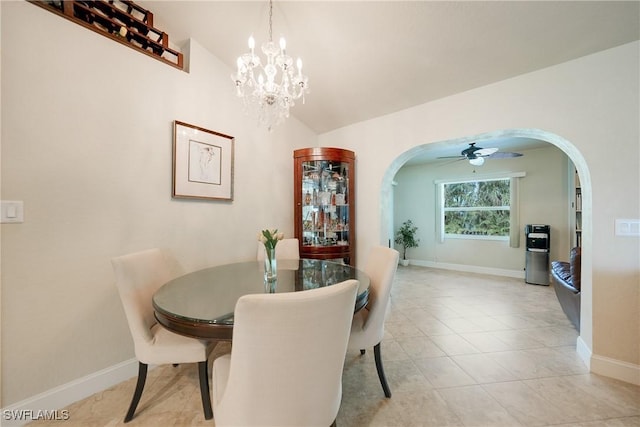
[140,1,639,136]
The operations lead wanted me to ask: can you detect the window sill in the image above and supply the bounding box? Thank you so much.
[445,234,509,241]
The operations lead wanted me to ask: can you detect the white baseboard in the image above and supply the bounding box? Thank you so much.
[591,352,640,386]
[576,335,592,370]
[408,259,525,279]
[1,358,139,426]
[570,315,639,387]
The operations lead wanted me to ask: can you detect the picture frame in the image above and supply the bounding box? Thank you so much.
[172,120,235,201]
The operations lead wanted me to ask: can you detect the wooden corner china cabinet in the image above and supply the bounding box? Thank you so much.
[294,148,356,266]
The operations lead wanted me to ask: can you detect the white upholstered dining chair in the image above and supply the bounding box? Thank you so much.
[256,237,300,260]
[111,248,215,422]
[348,245,399,398]
[211,279,359,427]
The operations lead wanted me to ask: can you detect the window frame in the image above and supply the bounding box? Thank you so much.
[436,172,525,244]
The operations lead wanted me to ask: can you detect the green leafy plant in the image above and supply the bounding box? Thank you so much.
[394,220,419,260]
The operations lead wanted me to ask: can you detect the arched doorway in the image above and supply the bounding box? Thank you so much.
[379,128,592,367]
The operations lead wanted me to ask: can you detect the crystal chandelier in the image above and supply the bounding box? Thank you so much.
[232,0,309,131]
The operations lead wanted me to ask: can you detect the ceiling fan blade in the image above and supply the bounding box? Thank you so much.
[487,152,523,159]
[434,158,466,168]
[437,155,466,159]
[475,147,499,157]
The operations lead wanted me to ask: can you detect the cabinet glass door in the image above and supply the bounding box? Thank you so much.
[300,160,350,249]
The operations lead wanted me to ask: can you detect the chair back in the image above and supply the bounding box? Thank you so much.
[361,246,399,341]
[214,279,359,427]
[256,237,300,260]
[111,248,183,353]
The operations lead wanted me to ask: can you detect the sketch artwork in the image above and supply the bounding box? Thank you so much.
[188,140,221,185]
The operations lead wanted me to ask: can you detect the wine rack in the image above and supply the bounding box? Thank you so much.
[29,0,184,70]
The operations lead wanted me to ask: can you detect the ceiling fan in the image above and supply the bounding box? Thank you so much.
[438,142,523,166]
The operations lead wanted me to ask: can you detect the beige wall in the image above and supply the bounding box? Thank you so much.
[1,0,639,409]
[394,145,570,272]
[320,41,639,380]
[0,3,316,405]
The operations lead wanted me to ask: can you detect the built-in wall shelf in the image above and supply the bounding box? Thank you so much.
[29,0,184,70]
[569,165,583,248]
[574,169,582,247]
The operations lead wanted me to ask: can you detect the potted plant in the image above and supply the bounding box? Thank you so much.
[395,220,419,266]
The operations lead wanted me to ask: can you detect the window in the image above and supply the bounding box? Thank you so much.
[442,178,511,239]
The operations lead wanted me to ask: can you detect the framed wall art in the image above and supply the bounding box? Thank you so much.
[172,120,235,201]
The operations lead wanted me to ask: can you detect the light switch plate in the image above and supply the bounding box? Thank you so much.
[1,200,24,223]
[615,219,640,236]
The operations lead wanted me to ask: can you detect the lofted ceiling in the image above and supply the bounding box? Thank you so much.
[140,1,639,136]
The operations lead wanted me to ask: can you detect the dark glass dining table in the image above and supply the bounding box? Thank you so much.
[153,259,370,340]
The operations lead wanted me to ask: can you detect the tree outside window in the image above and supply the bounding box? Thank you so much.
[443,178,510,237]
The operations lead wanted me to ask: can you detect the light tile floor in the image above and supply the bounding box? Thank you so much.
[28,266,640,426]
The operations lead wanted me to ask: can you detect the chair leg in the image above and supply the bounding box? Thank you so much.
[198,360,213,420]
[124,362,148,423]
[373,342,391,398]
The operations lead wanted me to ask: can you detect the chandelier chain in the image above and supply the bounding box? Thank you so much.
[268,0,273,42]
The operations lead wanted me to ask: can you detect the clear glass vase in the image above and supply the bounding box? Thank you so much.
[263,246,277,293]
